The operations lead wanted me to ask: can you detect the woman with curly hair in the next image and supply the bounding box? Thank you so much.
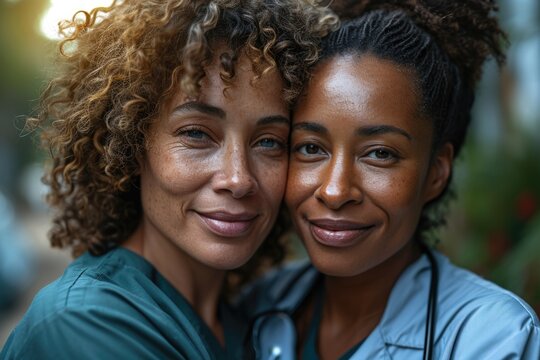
[0,1,336,359]
[243,1,540,359]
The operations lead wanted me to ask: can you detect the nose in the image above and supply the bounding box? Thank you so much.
[213,143,258,198]
[314,154,363,209]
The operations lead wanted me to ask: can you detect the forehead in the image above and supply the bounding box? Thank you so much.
[298,54,420,119]
[294,54,434,146]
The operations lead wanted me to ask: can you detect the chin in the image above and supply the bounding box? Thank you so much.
[311,258,358,277]
[306,245,371,278]
[201,243,259,271]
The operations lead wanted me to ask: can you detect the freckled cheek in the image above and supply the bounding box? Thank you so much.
[361,171,424,211]
[257,160,288,207]
[148,151,213,194]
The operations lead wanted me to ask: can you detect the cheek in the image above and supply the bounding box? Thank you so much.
[256,159,288,207]
[361,167,426,213]
[285,162,320,209]
[143,148,210,196]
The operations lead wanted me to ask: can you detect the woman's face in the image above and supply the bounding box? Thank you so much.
[138,51,289,271]
[286,55,452,277]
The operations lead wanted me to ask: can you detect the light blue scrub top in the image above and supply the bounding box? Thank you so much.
[1,247,245,360]
[239,251,540,359]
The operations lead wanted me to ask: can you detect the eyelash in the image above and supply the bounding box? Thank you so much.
[365,147,399,162]
[256,137,286,149]
[294,143,326,156]
[175,126,212,141]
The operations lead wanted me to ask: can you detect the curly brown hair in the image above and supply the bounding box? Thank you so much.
[29,0,337,289]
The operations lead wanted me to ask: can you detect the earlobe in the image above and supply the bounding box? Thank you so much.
[424,142,454,203]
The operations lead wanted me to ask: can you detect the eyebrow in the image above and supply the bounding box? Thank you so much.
[293,122,412,141]
[257,115,290,126]
[292,122,328,134]
[172,101,226,119]
[171,101,289,126]
[356,125,413,141]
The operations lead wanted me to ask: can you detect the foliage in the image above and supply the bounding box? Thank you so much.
[440,132,540,314]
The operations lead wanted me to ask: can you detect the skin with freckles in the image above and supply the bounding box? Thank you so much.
[286,55,453,359]
[124,48,289,341]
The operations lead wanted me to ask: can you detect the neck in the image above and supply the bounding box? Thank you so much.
[124,223,226,342]
[324,241,420,326]
[314,241,421,359]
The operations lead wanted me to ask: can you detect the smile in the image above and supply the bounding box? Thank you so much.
[307,219,375,248]
[196,211,258,238]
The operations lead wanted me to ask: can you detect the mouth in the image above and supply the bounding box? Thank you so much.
[196,211,258,238]
[307,218,375,248]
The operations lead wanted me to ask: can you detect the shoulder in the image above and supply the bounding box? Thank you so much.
[436,252,538,325]
[1,248,215,359]
[434,253,540,359]
[235,259,318,318]
[380,251,539,358]
[1,249,191,360]
[14,249,148,320]
[1,305,187,360]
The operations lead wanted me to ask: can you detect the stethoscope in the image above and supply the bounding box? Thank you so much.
[249,244,439,360]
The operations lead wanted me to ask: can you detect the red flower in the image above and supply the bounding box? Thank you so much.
[487,230,511,261]
[516,191,537,221]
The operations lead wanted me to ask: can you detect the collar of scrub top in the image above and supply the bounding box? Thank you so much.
[249,249,441,359]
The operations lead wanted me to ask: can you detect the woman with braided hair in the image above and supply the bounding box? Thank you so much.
[243,1,540,359]
[0,1,337,359]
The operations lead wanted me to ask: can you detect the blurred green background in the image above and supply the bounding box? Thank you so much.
[0,0,539,346]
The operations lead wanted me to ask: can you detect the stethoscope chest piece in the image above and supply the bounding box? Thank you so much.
[252,312,297,360]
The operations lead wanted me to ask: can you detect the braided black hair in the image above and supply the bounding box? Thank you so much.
[319,0,507,240]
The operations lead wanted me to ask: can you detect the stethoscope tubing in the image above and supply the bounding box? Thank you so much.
[422,243,438,360]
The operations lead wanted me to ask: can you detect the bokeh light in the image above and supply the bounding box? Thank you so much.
[39,0,113,40]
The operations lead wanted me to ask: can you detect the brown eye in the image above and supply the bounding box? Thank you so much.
[293,141,326,161]
[304,144,321,155]
[374,149,390,159]
[366,148,398,162]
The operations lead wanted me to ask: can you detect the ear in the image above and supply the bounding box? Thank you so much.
[423,142,454,204]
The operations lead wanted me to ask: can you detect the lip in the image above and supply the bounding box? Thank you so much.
[307,218,374,248]
[196,211,258,238]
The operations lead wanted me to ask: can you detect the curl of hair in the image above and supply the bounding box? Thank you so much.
[28,0,338,292]
[319,0,506,241]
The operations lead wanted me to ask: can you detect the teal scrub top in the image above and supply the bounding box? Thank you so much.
[1,247,245,360]
[239,250,540,359]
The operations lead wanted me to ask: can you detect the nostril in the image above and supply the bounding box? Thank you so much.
[212,169,259,198]
[315,180,363,210]
[313,157,363,209]
[230,175,258,198]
